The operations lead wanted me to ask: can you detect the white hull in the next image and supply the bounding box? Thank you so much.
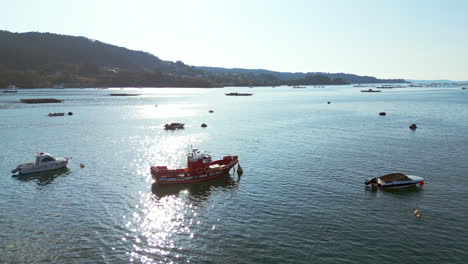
[13,158,69,175]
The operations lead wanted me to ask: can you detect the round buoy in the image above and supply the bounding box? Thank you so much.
[201,123,207,128]
[413,209,422,218]
[379,112,386,116]
[327,101,330,104]
[80,163,85,168]
[237,164,243,176]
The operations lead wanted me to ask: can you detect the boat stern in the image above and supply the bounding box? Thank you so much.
[150,166,168,179]
[407,175,425,187]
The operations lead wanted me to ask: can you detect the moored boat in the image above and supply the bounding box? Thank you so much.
[150,147,239,184]
[225,92,253,96]
[3,85,18,93]
[365,173,424,189]
[11,152,70,175]
[109,93,141,96]
[361,89,381,92]
[48,112,65,117]
[164,123,185,130]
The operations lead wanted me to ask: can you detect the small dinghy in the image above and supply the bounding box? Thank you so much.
[11,152,70,175]
[48,112,65,117]
[365,173,424,189]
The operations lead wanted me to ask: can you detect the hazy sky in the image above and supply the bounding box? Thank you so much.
[2,0,467,80]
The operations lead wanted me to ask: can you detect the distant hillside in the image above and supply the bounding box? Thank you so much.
[0,30,205,75]
[0,30,405,88]
[0,30,215,87]
[198,66,406,84]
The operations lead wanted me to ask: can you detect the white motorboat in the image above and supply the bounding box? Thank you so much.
[11,153,70,175]
[365,173,425,189]
[3,85,18,93]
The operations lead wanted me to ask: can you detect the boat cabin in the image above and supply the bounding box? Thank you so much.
[35,153,57,165]
[187,148,212,169]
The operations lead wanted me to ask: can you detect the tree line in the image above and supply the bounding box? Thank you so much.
[0,30,349,88]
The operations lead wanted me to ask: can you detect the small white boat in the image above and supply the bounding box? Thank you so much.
[365,173,425,189]
[3,85,18,93]
[11,153,70,175]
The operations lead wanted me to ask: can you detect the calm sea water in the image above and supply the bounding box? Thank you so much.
[0,86,467,263]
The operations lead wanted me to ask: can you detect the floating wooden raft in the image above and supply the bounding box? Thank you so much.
[20,98,63,104]
[109,93,141,96]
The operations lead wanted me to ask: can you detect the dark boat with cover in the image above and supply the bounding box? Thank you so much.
[164,123,185,130]
[225,92,253,96]
[365,173,425,188]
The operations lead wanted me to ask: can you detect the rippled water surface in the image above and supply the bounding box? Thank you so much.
[1,86,467,263]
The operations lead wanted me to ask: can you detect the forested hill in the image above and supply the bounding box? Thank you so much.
[0,30,200,73]
[0,30,405,88]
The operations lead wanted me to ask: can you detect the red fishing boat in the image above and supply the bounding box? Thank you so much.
[151,147,239,184]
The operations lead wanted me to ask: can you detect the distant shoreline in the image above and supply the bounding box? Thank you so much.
[1,30,406,89]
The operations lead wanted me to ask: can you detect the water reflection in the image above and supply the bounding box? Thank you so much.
[125,172,240,263]
[151,172,239,201]
[12,167,70,186]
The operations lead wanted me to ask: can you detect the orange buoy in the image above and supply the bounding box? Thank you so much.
[80,163,85,168]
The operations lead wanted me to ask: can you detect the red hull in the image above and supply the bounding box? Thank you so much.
[151,155,238,185]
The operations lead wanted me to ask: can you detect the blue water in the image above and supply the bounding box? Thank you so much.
[1,86,467,263]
